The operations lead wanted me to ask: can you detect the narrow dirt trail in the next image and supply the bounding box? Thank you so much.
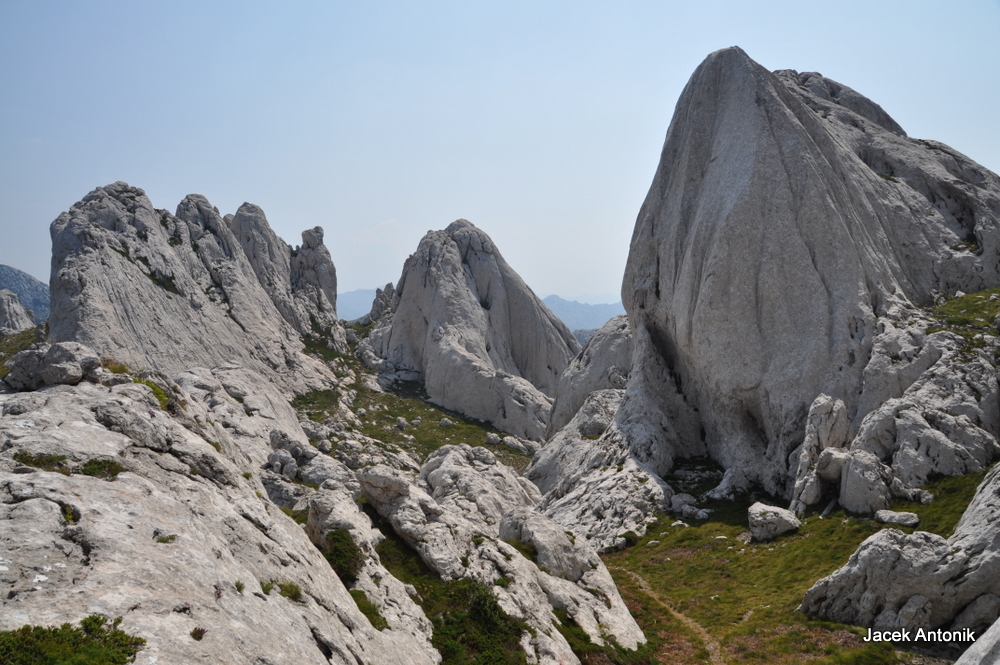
[610,567,727,665]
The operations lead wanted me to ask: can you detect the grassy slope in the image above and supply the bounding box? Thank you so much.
[602,464,987,665]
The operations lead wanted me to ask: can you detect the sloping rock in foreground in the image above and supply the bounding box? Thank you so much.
[360,220,579,440]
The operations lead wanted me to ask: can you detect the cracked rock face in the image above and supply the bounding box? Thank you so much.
[48,183,344,392]
[620,46,1000,498]
[0,289,35,336]
[359,220,580,440]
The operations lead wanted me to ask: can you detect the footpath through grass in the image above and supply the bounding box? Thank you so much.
[601,467,987,665]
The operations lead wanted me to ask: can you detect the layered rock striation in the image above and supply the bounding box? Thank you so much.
[48,183,345,392]
[360,220,580,440]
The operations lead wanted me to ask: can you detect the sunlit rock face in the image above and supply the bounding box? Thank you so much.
[620,46,1000,497]
[48,182,344,392]
[360,220,580,441]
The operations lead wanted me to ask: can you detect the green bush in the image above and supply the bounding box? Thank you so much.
[0,615,145,664]
[323,528,364,585]
[278,582,303,602]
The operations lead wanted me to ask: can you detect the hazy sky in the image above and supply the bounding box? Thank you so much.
[2,2,998,303]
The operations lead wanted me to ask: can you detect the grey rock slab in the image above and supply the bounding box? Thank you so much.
[874,510,920,527]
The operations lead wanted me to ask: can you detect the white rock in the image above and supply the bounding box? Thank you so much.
[0,289,35,336]
[748,502,801,541]
[359,220,579,440]
[874,510,919,527]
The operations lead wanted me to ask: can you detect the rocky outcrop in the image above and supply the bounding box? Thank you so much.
[527,390,673,551]
[0,264,49,323]
[2,342,101,391]
[955,615,1000,664]
[801,463,1000,639]
[356,445,645,663]
[0,289,35,336]
[48,183,344,392]
[619,46,1000,498]
[358,282,395,325]
[359,220,580,440]
[547,315,633,436]
[0,367,436,664]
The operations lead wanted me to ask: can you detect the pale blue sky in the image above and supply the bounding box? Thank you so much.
[2,1,998,302]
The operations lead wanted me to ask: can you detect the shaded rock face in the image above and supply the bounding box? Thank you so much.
[620,46,1000,497]
[360,220,580,440]
[0,289,35,335]
[801,464,1000,640]
[48,183,344,391]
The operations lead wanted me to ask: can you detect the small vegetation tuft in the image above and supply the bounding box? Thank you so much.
[155,534,177,544]
[14,451,70,474]
[79,459,126,480]
[277,582,303,602]
[0,615,146,665]
[134,378,171,410]
[260,580,274,595]
[190,627,207,641]
[280,507,310,525]
[927,287,1000,359]
[350,589,389,630]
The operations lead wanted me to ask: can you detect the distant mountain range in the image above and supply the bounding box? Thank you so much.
[541,295,624,332]
[0,264,49,322]
[338,288,624,333]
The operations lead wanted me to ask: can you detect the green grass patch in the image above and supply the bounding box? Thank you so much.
[0,615,146,665]
[890,466,992,537]
[292,389,342,422]
[602,494,911,665]
[155,535,176,544]
[277,582,303,602]
[134,378,170,410]
[260,580,274,595]
[927,287,1000,358]
[13,451,70,474]
[79,458,126,480]
[350,589,389,630]
[0,327,39,380]
[552,608,659,665]
[372,508,528,664]
[502,538,538,564]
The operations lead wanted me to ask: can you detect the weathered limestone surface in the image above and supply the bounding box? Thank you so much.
[48,183,343,392]
[0,289,35,336]
[547,315,633,437]
[0,372,436,665]
[359,220,580,440]
[620,47,1000,498]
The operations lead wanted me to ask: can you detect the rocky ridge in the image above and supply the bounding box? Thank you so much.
[0,264,49,323]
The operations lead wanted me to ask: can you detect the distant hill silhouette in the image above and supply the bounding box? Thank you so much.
[542,295,624,332]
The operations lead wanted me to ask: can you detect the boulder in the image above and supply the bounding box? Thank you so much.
[358,220,579,440]
[3,342,101,391]
[874,510,919,527]
[748,502,801,541]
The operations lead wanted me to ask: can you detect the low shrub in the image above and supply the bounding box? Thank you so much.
[0,615,146,664]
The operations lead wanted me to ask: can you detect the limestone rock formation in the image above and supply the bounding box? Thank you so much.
[359,220,580,440]
[0,369,436,665]
[0,289,35,336]
[0,264,49,323]
[619,46,1000,499]
[547,315,633,436]
[955,615,1000,664]
[48,183,344,392]
[801,463,1000,639]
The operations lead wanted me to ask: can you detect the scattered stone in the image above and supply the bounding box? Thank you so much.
[748,502,801,541]
[439,418,452,427]
[874,510,919,527]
